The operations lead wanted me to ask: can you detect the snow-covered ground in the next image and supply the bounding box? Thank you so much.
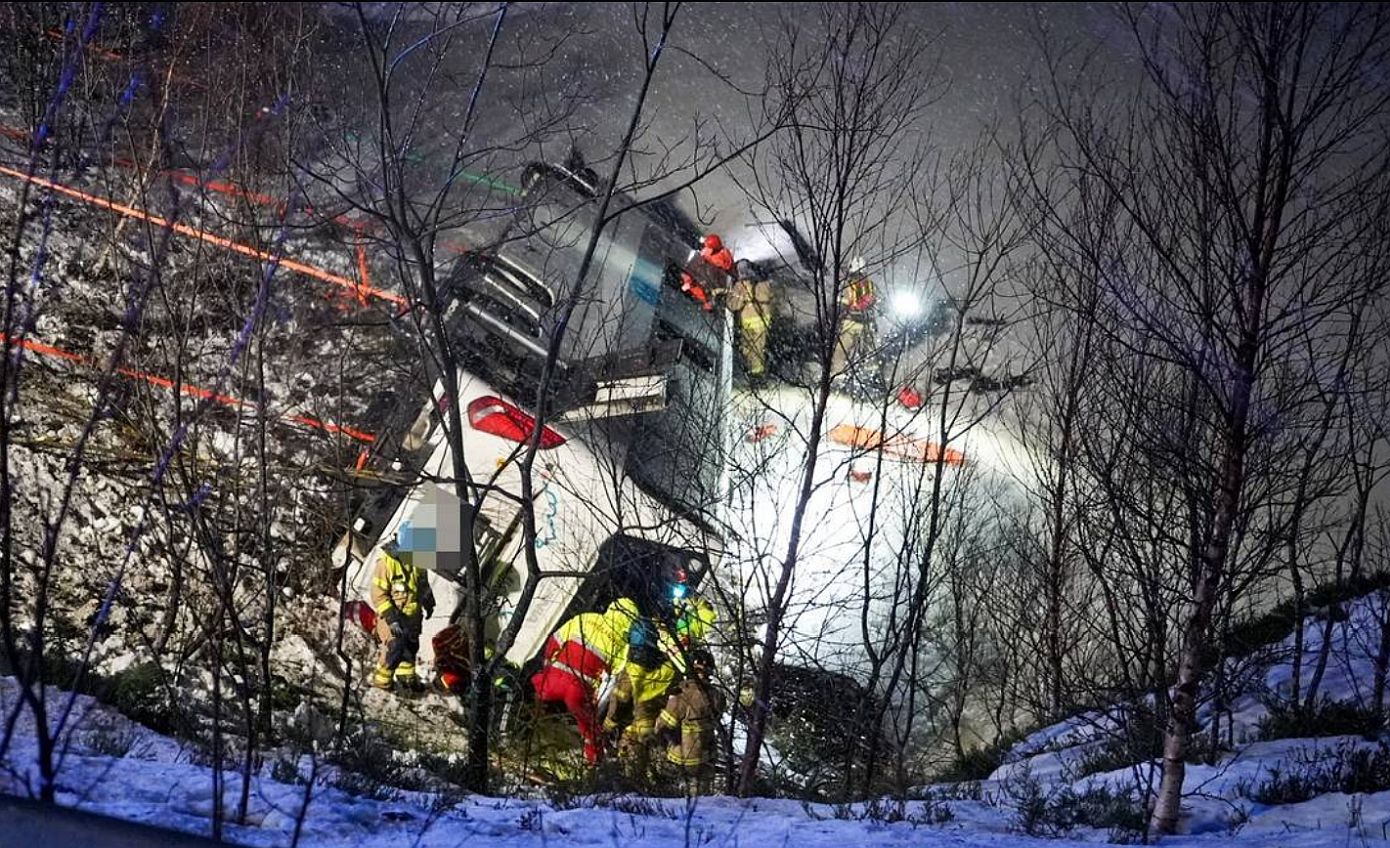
[975,591,1390,842]
[6,591,1389,845]
[722,382,1033,677]
[0,670,1380,848]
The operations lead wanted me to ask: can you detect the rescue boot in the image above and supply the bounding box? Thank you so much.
[395,663,428,695]
[371,665,395,691]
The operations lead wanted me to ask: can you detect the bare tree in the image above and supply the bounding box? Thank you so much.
[728,1,954,796]
[1032,3,1390,832]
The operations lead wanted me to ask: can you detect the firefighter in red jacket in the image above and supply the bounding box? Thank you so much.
[531,598,640,763]
[681,234,735,311]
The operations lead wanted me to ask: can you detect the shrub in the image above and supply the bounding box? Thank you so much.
[918,780,983,801]
[83,724,140,757]
[110,661,179,734]
[762,664,889,798]
[1244,742,1390,805]
[1002,767,1056,837]
[600,794,677,819]
[1066,783,1148,840]
[1343,745,1390,795]
[1219,571,1390,663]
[271,755,308,786]
[937,726,1031,783]
[331,769,402,802]
[325,730,411,801]
[1257,697,1384,742]
[806,797,954,827]
[1074,720,1220,778]
[1001,765,1145,840]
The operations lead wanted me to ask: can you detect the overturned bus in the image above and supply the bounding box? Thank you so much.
[332,164,733,683]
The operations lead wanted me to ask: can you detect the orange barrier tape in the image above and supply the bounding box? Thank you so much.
[0,164,407,307]
[42,28,199,87]
[3,333,375,445]
[111,156,287,211]
[44,28,125,62]
[1,122,473,260]
[827,424,966,466]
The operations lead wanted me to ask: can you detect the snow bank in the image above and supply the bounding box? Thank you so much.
[982,592,1390,840]
[4,675,1388,847]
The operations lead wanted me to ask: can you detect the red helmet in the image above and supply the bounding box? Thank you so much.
[703,233,723,252]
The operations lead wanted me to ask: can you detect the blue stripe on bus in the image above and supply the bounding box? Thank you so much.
[629,258,663,305]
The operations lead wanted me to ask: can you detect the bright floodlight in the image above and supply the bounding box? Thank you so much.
[890,290,922,319]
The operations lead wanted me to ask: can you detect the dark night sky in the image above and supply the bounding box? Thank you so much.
[495,2,1141,249]
[322,3,1144,267]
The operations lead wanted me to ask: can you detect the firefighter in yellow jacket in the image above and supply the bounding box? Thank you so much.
[657,646,724,795]
[603,596,717,779]
[370,543,435,693]
[726,269,773,384]
[532,598,640,763]
[830,256,878,380]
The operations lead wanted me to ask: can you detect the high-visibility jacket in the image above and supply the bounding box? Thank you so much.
[613,624,685,706]
[659,677,725,768]
[842,275,877,317]
[609,596,717,707]
[370,550,433,618]
[675,597,717,641]
[548,598,639,679]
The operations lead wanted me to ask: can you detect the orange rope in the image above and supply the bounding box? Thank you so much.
[2,333,375,444]
[0,164,407,307]
[1,122,474,261]
[44,28,125,62]
[42,28,198,86]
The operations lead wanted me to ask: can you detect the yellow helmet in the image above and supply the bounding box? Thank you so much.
[676,597,716,640]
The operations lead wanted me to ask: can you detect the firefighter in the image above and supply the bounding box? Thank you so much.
[657,647,724,795]
[531,597,639,763]
[370,543,435,693]
[602,613,673,779]
[674,595,717,645]
[681,234,736,311]
[603,596,718,780]
[830,256,878,381]
[727,264,773,383]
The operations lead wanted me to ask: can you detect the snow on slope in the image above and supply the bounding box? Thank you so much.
[1,672,1385,847]
[985,591,1390,841]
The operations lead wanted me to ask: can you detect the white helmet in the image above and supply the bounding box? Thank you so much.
[848,256,867,275]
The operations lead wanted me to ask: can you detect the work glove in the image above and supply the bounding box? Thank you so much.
[422,599,435,620]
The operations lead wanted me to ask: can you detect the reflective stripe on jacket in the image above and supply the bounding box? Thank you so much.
[659,677,724,768]
[551,598,638,671]
[370,550,432,617]
[842,276,876,315]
